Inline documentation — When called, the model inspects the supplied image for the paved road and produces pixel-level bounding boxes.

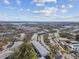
[31,33,38,41]
[40,35,50,51]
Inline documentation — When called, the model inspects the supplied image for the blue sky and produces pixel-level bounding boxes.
[0,0,79,21]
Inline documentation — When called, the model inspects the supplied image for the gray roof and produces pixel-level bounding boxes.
[0,50,13,59]
[39,57,46,59]
[32,40,49,57]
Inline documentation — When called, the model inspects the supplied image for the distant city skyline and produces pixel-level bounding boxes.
[0,0,79,21]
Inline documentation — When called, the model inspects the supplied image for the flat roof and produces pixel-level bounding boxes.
[58,38,69,41]
[39,57,46,59]
[32,40,49,57]
[70,41,79,44]
[0,50,13,59]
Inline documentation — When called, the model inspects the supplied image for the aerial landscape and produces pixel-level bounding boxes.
[0,0,79,59]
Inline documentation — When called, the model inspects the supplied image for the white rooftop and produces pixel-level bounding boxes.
[32,40,49,57]
[39,57,46,59]
[70,41,79,44]
[0,50,13,59]
[58,38,69,41]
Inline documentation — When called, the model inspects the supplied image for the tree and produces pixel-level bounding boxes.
[11,43,37,59]
[10,32,37,59]
[0,45,3,51]
[49,45,60,55]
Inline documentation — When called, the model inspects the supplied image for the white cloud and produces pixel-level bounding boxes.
[45,0,57,3]
[33,0,57,3]
[61,5,66,8]
[68,4,73,8]
[4,0,21,5]
[32,0,57,7]
[19,8,24,11]
[26,9,30,11]
[4,0,10,5]
[60,9,67,13]
[34,7,58,16]
[16,0,21,5]
[36,3,44,6]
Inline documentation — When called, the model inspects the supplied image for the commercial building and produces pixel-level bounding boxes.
[32,40,49,57]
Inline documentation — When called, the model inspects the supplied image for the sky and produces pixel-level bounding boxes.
[0,0,79,21]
